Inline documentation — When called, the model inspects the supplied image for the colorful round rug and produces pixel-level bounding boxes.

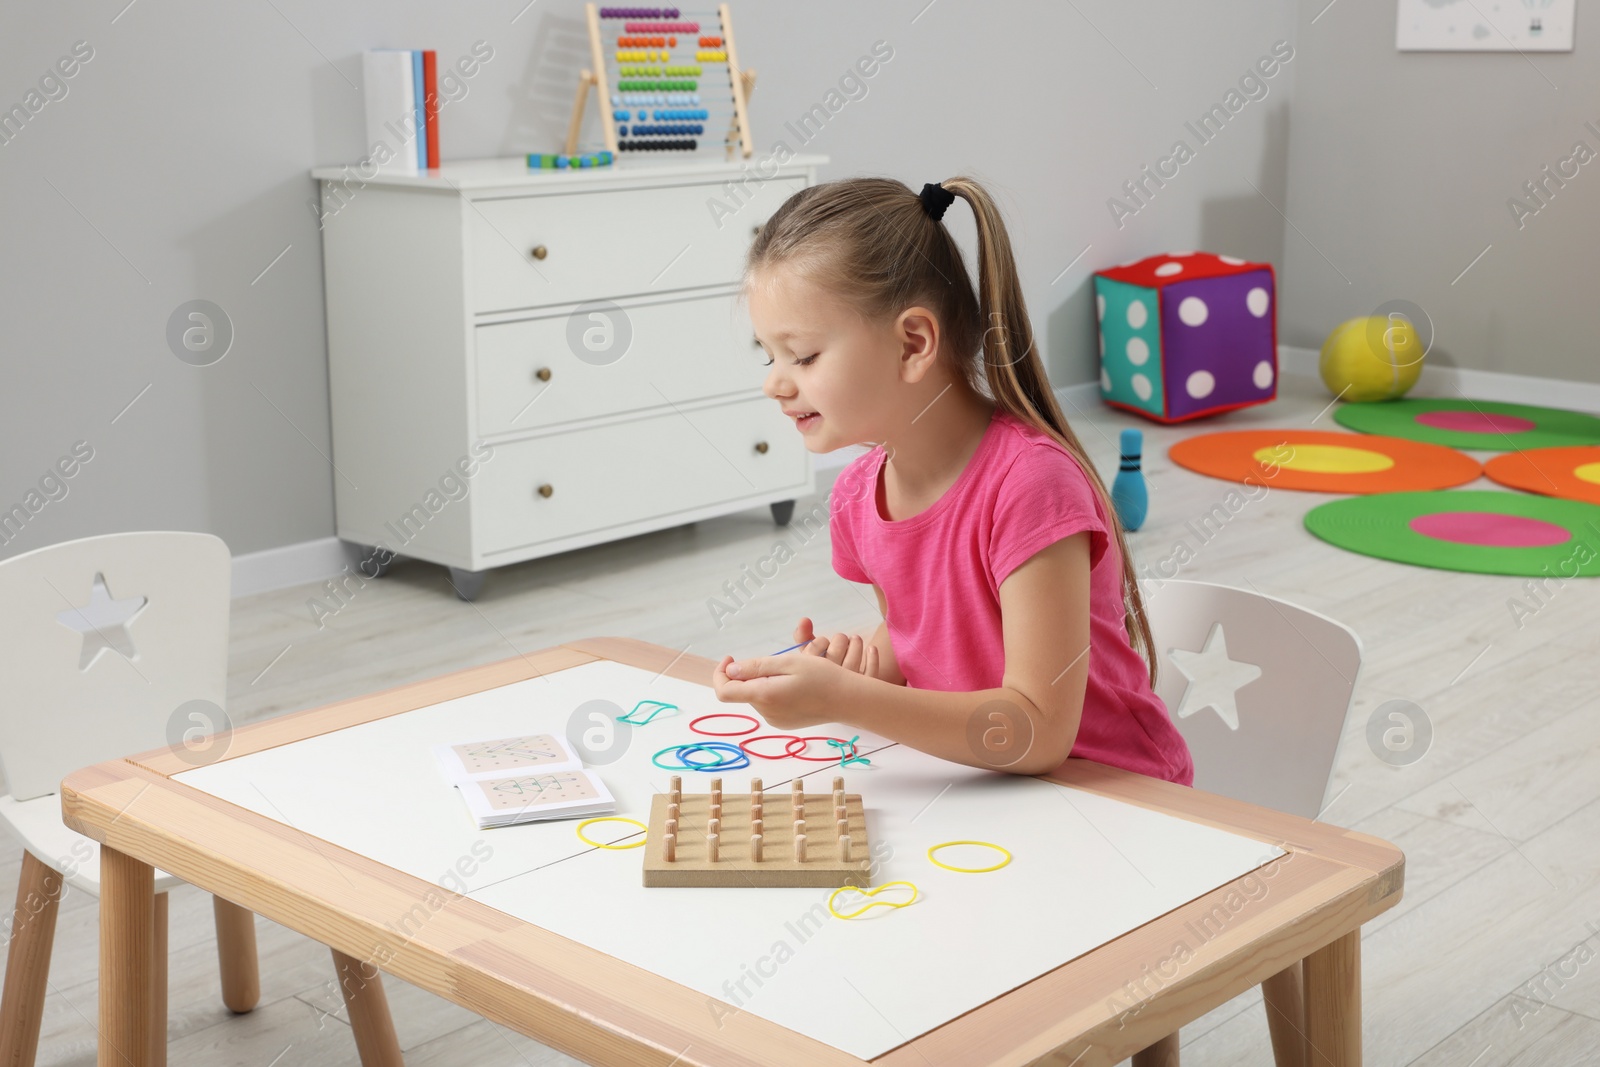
[1485,446,1600,505]
[1169,429,1481,494]
[1333,398,1600,451]
[1304,490,1600,576]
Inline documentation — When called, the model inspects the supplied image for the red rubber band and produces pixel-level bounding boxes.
[784,735,858,761]
[690,713,760,737]
[739,734,804,759]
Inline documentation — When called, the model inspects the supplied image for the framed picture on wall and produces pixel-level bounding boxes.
[1397,0,1575,51]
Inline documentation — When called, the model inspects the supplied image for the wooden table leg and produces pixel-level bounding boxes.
[1304,931,1361,1067]
[1131,1030,1180,1066]
[1262,960,1306,1067]
[151,892,168,1067]
[0,851,64,1065]
[99,846,153,1067]
[332,948,404,1066]
[213,897,261,1013]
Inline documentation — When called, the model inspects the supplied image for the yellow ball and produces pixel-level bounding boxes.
[1319,315,1425,402]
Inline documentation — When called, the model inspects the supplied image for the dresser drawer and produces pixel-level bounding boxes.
[475,292,764,436]
[468,178,805,313]
[474,397,806,553]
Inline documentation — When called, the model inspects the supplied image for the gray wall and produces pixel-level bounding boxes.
[1280,2,1599,382]
[6,1,1294,561]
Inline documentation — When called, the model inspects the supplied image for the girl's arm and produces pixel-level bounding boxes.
[866,584,907,687]
[836,533,1091,776]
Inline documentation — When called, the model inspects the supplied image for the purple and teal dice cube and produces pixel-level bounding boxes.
[1094,252,1278,423]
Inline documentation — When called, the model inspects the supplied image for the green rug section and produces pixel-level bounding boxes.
[1303,490,1600,576]
[1333,398,1600,450]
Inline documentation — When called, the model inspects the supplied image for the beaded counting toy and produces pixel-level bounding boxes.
[528,150,615,170]
[642,775,872,888]
[565,2,755,159]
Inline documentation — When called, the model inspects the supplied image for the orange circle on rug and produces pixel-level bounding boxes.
[1171,430,1482,494]
[1484,446,1600,505]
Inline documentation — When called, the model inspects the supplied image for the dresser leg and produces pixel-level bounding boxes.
[770,499,795,526]
[447,566,488,602]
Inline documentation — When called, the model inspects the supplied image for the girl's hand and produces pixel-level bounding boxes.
[792,616,880,680]
[711,651,854,732]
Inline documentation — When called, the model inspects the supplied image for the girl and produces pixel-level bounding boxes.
[712,176,1193,786]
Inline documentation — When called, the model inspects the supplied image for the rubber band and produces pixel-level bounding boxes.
[680,742,751,770]
[739,734,805,760]
[651,742,751,771]
[577,816,648,850]
[618,699,677,725]
[825,735,871,768]
[927,840,1012,873]
[785,735,859,762]
[827,881,920,920]
[690,712,760,736]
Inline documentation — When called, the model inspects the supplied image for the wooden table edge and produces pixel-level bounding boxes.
[65,635,1405,1067]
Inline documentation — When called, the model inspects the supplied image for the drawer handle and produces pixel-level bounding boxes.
[536,484,554,498]
[534,367,552,382]
[530,245,549,261]
[754,441,769,454]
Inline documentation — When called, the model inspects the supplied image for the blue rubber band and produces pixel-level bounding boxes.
[650,741,751,771]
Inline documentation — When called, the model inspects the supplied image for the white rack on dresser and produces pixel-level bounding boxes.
[311,154,827,599]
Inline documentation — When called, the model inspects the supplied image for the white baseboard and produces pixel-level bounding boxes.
[233,352,1598,597]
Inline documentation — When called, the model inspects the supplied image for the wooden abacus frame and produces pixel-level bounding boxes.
[566,2,756,159]
[643,775,871,887]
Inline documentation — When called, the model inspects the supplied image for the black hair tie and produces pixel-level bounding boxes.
[919,181,956,222]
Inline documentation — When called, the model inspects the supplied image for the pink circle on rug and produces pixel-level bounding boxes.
[1415,410,1537,434]
[1409,511,1570,548]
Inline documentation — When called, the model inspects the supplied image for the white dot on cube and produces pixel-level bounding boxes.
[1100,368,1111,392]
[1096,294,1106,320]
[1254,360,1274,389]
[1186,370,1215,399]
[1247,287,1270,317]
[1178,296,1208,326]
[1154,261,1183,276]
[1132,373,1153,401]
[1126,300,1148,329]
[1126,337,1149,366]
[1218,254,1245,265]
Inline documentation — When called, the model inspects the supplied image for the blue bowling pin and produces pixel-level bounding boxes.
[1111,427,1149,532]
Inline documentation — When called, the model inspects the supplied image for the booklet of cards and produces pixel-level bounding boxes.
[434,733,615,829]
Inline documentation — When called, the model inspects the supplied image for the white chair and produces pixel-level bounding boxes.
[1132,578,1363,1067]
[0,531,401,1066]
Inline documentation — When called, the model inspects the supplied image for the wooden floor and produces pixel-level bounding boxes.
[6,370,1598,1066]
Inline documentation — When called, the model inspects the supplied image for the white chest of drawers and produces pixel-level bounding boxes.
[312,155,826,599]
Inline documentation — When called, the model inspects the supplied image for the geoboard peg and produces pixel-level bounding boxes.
[832,775,844,793]
[710,777,722,797]
[664,833,676,861]
[667,801,680,822]
[750,777,762,795]
[793,818,804,840]
[840,834,852,862]
[707,833,719,862]
[794,834,807,862]
[751,833,763,861]
[669,775,682,797]
[751,816,763,836]
[666,817,678,836]
[708,816,720,836]
[836,818,848,838]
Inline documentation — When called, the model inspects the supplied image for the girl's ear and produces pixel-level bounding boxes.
[895,305,941,382]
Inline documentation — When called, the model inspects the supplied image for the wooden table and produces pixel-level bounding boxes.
[62,638,1404,1067]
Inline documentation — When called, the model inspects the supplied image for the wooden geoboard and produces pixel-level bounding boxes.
[643,775,870,887]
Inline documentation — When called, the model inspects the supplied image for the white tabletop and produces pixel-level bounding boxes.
[175,658,1281,1060]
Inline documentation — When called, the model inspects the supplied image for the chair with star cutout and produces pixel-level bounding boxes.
[0,531,402,1066]
[1128,578,1363,1067]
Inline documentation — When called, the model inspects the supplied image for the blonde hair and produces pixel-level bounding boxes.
[746,175,1157,686]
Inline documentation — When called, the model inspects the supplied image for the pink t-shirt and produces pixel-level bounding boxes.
[830,407,1194,785]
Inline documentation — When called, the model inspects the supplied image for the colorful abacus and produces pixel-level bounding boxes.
[528,150,615,169]
[566,2,754,159]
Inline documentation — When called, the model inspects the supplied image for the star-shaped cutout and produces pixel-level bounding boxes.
[56,572,146,671]
[1168,622,1262,732]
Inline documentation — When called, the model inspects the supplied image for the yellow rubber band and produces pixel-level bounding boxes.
[827,881,919,919]
[576,816,648,849]
[927,840,1012,873]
